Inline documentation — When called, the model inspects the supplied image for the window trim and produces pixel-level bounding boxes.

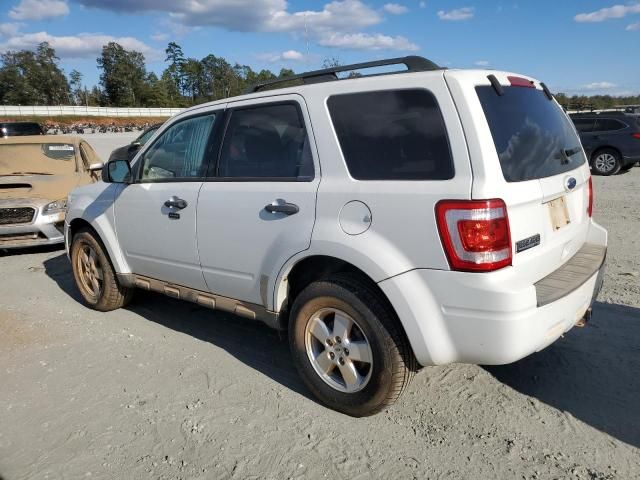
[326,87,455,182]
[207,100,315,183]
[134,110,221,184]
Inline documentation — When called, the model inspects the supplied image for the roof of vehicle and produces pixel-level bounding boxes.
[0,135,81,145]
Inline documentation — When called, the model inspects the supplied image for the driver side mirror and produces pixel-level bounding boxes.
[103,159,132,184]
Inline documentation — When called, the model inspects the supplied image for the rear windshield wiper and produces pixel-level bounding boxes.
[558,147,581,165]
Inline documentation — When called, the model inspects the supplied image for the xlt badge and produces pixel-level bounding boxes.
[516,234,541,253]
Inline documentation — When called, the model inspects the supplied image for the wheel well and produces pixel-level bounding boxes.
[284,256,397,325]
[591,146,621,162]
[68,218,94,240]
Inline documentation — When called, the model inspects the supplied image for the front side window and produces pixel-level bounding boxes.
[217,103,313,180]
[328,89,454,181]
[139,114,215,181]
[572,118,595,133]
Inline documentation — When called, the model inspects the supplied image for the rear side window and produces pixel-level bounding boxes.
[594,118,626,132]
[328,89,454,180]
[218,103,313,180]
[476,86,586,182]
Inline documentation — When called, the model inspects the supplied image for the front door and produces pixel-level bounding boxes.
[197,96,319,306]
[115,112,219,290]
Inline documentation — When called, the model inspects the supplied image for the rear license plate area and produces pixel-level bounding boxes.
[547,196,570,231]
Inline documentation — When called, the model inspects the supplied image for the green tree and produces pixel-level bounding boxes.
[0,42,70,105]
[97,42,148,107]
[165,42,186,97]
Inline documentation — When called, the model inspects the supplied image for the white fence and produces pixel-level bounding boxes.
[0,105,183,117]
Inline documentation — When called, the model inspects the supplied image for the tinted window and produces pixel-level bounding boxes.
[328,89,454,180]
[594,118,626,132]
[0,123,42,137]
[218,103,313,179]
[476,86,586,182]
[572,118,595,133]
[139,114,215,181]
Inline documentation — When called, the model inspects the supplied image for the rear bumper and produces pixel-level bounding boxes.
[0,199,65,249]
[379,221,608,367]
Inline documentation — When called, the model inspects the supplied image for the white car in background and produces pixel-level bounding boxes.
[64,56,607,416]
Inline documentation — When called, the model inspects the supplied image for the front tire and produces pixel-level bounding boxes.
[591,148,621,176]
[289,274,416,416]
[70,228,134,311]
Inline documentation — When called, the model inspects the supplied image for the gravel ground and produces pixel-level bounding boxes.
[1,159,639,479]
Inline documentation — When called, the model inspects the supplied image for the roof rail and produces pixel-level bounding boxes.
[244,55,441,94]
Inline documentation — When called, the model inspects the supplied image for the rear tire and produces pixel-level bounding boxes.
[289,273,416,416]
[591,148,621,176]
[70,228,134,311]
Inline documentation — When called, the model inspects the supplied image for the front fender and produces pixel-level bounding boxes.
[65,182,131,274]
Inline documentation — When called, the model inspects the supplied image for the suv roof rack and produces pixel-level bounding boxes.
[245,55,441,94]
[569,110,630,117]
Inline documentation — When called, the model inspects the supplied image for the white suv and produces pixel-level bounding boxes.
[65,57,607,416]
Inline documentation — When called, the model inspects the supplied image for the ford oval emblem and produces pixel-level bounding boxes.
[565,177,577,191]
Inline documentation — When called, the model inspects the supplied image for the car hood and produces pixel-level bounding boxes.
[0,173,80,201]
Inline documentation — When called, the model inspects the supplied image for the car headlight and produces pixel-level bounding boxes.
[43,198,68,215]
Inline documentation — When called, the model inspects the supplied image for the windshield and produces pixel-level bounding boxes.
[0,143,76,175]
[476,86,586,182]
[137,127,158,145]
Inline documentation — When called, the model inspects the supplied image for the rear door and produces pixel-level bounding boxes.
[196,95,319,306]
[446,71,592,282]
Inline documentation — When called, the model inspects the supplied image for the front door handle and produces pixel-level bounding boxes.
[164,196,188,209]
[264,201,299,216]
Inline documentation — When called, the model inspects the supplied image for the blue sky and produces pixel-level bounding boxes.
[1,0,639,96]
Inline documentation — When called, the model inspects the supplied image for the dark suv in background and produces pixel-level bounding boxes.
[0,122,44,138]
[570,112,640,175]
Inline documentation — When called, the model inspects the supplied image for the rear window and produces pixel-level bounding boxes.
[328,89,454,180]
[0,123,42,137]
[476,86,585,182]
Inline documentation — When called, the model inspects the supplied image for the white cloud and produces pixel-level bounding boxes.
[0,31,156,59]
[582,81,617,90]
[0,23,23,37]
[9,0,70,20]
[318,32,418,51]
[257,49,306,62]
[383,3,409,15]
[627,22,640,30]
[574,3,640,23]
[474,60,489,66]
[150,33,169,42]
[74,0,419,52]
[437,7,474,21]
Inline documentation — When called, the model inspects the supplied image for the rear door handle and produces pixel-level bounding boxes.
[264,202,299,216]
[164,196,188,209]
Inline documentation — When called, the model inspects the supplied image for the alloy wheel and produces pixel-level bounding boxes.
[304,307,374,393]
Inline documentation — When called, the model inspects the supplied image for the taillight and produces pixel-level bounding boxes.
[507,76,535,88]
[632,133,640,139]
[587,176,593,217]
[436,199,512,272]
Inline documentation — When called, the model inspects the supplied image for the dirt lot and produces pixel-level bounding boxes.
[1,166,639,479]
